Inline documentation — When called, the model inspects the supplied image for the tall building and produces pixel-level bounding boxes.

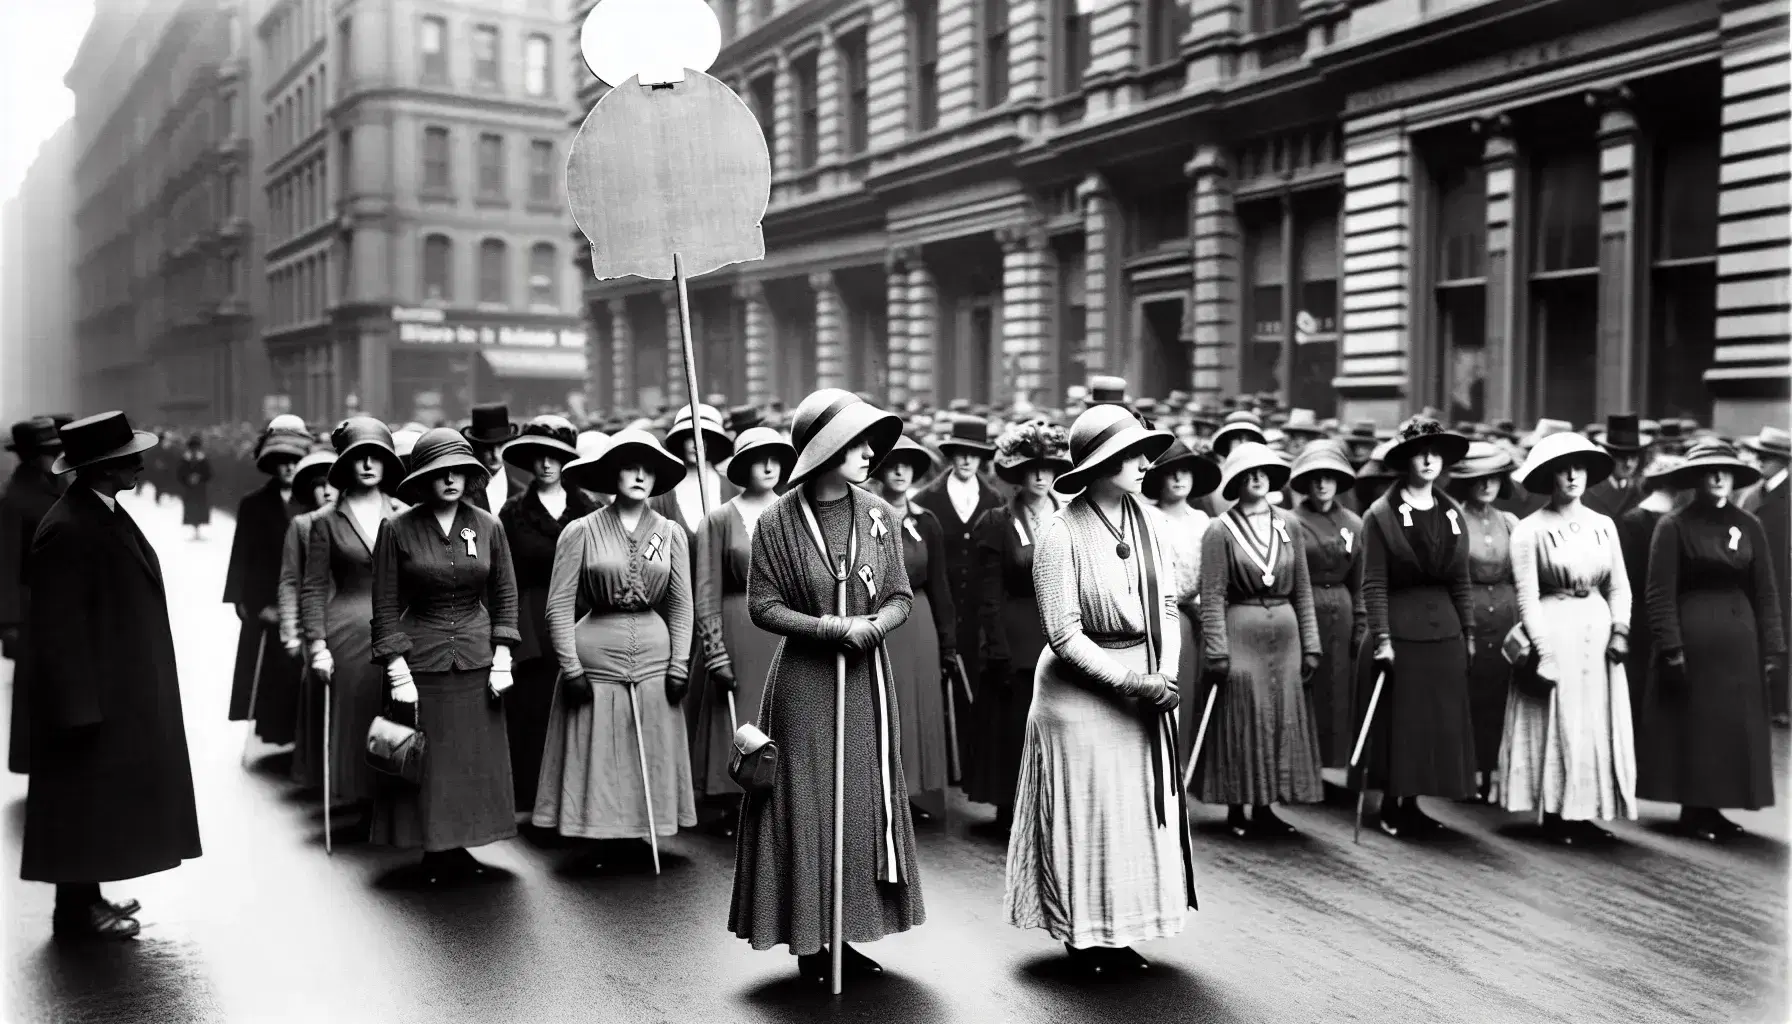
[0,123,80,421]
[576,0,1790,433]
[66,0,267,427]
[274,0,588,425]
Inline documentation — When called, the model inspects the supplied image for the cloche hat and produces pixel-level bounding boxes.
[327,416,405,491]
[397,428,490,502]
[1054,405,1172,495]
[1218,441,1292,501]
[1143,439,1220,499]
[1667,439,1762,489]
[665,403,735,462]
[727,426,796,489]
[565,427,686,496]
[785,389,902,489]
[1287,439,1357,493]
[503,414,580,469]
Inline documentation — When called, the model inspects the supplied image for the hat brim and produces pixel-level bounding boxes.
[937,439,996,457]
[875,444,940,478]
[328,441,406,491]
[1220,458,1293,501]
[1744,438,1791,460]
[1519,448,1615,493]
[1385,431,1471,468]
[398,451,491,501]
[462,425,521,445]
[665,425,736,462]
[565,439,688,497]
[256,440,310,472]
[1211,424,1267,450]
[1288,463,1357,494]
[786,406,903,489]
[1668,458,1763,490]
[502,435,579,470]
[294,461,336,493]
[1142,451,1220,498]
[1054,429,1174,494]
[51,430,159,475]
[726,441,795,489]
[996,455,1075,486]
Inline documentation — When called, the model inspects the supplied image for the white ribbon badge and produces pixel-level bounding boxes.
[645,533,665,561]
[1013,516,1030,547]
[1728,525,1742,551]
[868,507,889,539]
[858,563,876,598]
[1340,527,1354,554]
[904,516,922,544]
[1399,503,1414,528]
[460,527,478,557]
[1445,509,1461,536]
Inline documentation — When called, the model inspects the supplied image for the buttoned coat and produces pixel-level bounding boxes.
[913,472,1003,691]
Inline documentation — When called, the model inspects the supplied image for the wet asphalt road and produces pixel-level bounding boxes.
[0,490,1786,1023]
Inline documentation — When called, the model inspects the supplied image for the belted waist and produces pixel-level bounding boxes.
[1229,596,1291,608]
[1087,633,1144,650]
[1543,587,1592,600]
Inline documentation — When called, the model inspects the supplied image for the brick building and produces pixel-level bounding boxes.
[575,0,1788,433]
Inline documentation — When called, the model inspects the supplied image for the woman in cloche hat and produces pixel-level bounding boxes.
[370,427,521,884]
[532,428,696,866]
[965,421,1075,833]
[1636,439,1784,842]
[1444,441,1521,801]
[1353,415,1477,838]
[728,389,922,983]
[1494,432,1636,846]
[279,448,337,796]
[1004,404,1196,974]
[1615,454,1684,719]
[1194,442,1324,838]
[1287,439,1367,771]
[1142,440,1220,776]
[691,426,794,821]
[495,415,597,819]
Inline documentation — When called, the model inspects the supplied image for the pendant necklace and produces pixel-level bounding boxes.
[1091,499,1132,560]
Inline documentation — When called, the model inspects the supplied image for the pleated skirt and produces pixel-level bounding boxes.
[1193,602,1324,806]
[697,592,780,797]
[1005,644,1188,949]
[369,667,517,853]
[889,591,949,798]
[1309,584,1356,768]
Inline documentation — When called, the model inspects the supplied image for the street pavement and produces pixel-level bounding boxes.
[1,488,1786,1023]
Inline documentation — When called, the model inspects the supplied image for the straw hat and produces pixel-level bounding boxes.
[1385,414,1470,468]
[1744,425,1791,462]
[326,417,405,491]
[1519,418,1575,450]
[1666,439,1762,489]
[992,421,1073,486]
[397,428,490,502]
[1287,439,1356,494]
[1054,404,1172,494]
[503,414,580,470]
[1217,441,1292,501]
[1516,431,1614,493]
[785,389,902,489]
[51,411,159,475]
[564,427,686,496]
[665,403,735,462]
[1143,439,1220,499]
[727,426,796,489]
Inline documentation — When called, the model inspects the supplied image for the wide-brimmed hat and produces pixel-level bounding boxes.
[293,450,338,494]
[256,420,312,472]
[327,417,405,491]
[565,427,686,496]
[937,416,995,457]
[665,403,735,462]
[5,417,62,455]
[1218,441,1292,501]
[391,429,423,463]
[51,411,160,475]
[1210,410,1267,454]
[1744,425,1791,461]
[1598,412,1652,453]
[1520,418,1575,450]
[1445,441,1517,500]
[993,421,1073,486]
[1288,439,1357,494]
[1281,409,1324,437]
[1385,415,1470,468]
[1641,453,1685,486]
[461,403,519,446]
[727,426,796,489]
[1516,431,1615,493]
[503,414,580,470]
[874,433,939,480]
[1054,405,1172,494]
[398,427,490,501]
[1668,439,1763,489]
[786,389,903,489]
[1143,439,1221,499]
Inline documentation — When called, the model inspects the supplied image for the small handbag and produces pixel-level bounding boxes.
[365,704,427,785]
[729,722,778,793]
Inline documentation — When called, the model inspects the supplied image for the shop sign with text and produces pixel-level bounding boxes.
[392,307,586,349]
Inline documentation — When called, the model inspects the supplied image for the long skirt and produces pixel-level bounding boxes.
[1637,587,1776,809]
[7,633,32,774]
[325,595,386,805]
[506,657,558,814]
[1467,580,1519,775]
[889,591,949,799]
[182,489,210,527]
[1494,593,1636,821]
[290,662,322,789]
[533,608,696,839]
[369,667,516,852]
[965,664,1036,811]
[1309,583,1357,767]
[697,591,781,797]
[1350,628,1477,799]
[229,621,300,745]
[1194,601,1324,806]
[730,640,924,954]
[1005,643,1190,949]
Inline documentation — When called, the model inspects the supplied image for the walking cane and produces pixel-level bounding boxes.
[1536,688,1558,828]
[1350,670,1389,845]
[726,692,739,733]
[942,662,962,785]
[240,630,268,768]
[830,567,848,997]
[1181,685,1220,790]
[322,671,333,855]
[628,681,661,875]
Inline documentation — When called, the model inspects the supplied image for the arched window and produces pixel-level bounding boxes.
[528,243,557,307]
[478,238,508,305]
[423,234,452,302]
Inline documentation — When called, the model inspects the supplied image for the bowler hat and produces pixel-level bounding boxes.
[565,427,686,496]
[51,411,159,475]
[1054,405,1172,494]
[461,403,519,445]
[5,417,62,454]
[327,417,405,491]
[398,428,490,501]
[785,389,902,489]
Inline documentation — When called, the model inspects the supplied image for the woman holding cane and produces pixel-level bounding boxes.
[729,389,920,986]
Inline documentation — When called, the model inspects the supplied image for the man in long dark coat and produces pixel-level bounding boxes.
[224,419,311,744]
[1584,412,1650,520]
[1,417,68,774]
[1743,426,1790,723]
[462,403,528,513]
[22,411,200,940]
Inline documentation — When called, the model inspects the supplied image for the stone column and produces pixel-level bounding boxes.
[1336,123,1414,425]
[906,260,937,407]
[1185,144,1239,402]
[1183,0,1242,89]
[812,271,846,390]
[607,297,633,412]
[1077,173,1114,374]
[1084,0,1143,116]
[1593,87,1642,418]
[885,248,912,406]
[997,225,1052,406]
[738,279,772,406]
[662,287,687,406]
[772,51,794,178]
[816,26,842,172]
[1480,113,1520,423]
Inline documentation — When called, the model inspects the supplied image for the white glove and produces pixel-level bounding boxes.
[488,645,514,697]
[309,640,334,680]
[387,656,418,704]
[284,638,303,662]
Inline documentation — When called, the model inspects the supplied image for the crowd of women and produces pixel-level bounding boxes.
[8,380,1783,975]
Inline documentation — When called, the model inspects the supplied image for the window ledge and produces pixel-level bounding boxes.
[420,189,456,203]
[475,195,511,210]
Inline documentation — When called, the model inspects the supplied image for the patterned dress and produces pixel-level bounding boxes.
[1495,504,1636,821]
[1290,498,1364,767]
[1005,495,1195,948]
[1461,501,1520,776]
[533,505,696,839]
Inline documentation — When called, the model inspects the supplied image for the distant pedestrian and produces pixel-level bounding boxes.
[21,411,200,940]
[224,418,311,746]
[178,434,212,539]
[0,417,68,775]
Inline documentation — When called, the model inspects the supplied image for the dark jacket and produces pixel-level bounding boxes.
[1,463,62,773]
[499,487,596,663]
[21,485,201,882]
[223,479,299,728]
[466,463,530,514]
[912,472,1003,688]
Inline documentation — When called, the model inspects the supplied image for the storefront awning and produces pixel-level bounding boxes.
[480,348,587,381]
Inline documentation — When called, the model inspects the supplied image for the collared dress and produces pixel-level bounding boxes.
[967,495,1063,811]
[883,498,956,802]
[499,486,596,813]
[303,496,407,807]
[1195,507,1324,805]
[1496,505,1636,821]
[1638,500,1786,809]
[1005,495,1195,949]
[280,505,328,791]
[1352,492,1478,799]
[1461,501,1520,776]
[533,504,697,839]
[1290,498,1365,767]
[729,487,923,955]
[369,503,520,852]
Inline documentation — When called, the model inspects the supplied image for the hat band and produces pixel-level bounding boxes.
[793,393,856,453]
[1074,417,1136,464]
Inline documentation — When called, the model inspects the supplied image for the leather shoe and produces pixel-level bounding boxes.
[52,903,139,941]
[1064,943,1107,976]
[842,943,883,975]
[1103,946,1150,971]
[1250,806,1298,837]
[909,802,934,825]
[1377,814,1406,839]
[106,897,141,917]
[1226,807,1251,838]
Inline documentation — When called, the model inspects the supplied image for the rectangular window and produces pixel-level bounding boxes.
[423,235,452,301]
[1292,203,1339,417]
[423,126,450,191]
[1145,0,1189,66]
[839,30,870,155]
[1648,122,1721,423]
[1057,246,1087,396]
[983,0,1010,108]
[524,34,551,97]
[794,53,819,170]
[750,73,776,158]
[911,0,940,131]
[529,139,554,202]
[1431,155,1487,423]
[420,16,447,82]
[478,133,504,196]
[479,239,508,305]
[1241,206,1285,399]
[473,26,499,88]
[1530,144,1600,272]
[1055,0,1091,96]
[529,244,557,306]
[1133,184,1188,251]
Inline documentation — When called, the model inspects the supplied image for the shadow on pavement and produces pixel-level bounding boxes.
[740,966,946,1022]
[22,936,218,1024]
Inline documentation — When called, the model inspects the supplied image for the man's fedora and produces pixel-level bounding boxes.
[461,403,519,446]
[51,411,159,475]
[1745,425,1791,461]
[5,417,62,455]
